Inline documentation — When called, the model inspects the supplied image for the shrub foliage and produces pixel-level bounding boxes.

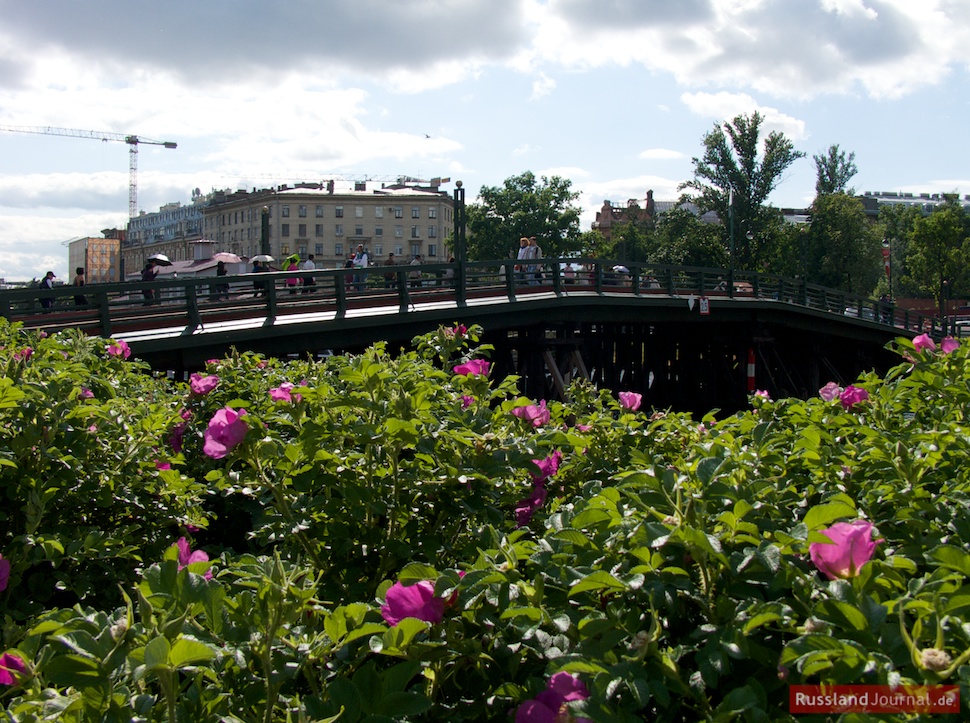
[1,321,968,721]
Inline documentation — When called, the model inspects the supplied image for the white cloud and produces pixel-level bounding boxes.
[680,92,808,141]
[639,148,683,160]
[530,72,556,100]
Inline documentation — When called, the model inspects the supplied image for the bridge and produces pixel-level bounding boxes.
[0,259,941,415]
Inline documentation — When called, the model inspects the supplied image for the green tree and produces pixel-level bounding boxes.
[465,171,583,260]
[646,208,727,267]
[813,144,858,196]
[679,111,805,270]
[802,193,882,294]
[904,196,969,318]
[877,203,923,299]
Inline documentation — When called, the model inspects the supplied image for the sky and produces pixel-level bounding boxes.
[1,0,970,281]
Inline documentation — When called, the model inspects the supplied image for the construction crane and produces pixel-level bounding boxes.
[0,124,177,218]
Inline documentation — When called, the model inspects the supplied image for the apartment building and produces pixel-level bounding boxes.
[68,234,122,284]
[204,180,456,267]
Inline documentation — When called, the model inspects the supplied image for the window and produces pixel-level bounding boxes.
[375,207,384,219]
[335,206,344,218]
[411,226,420,238]
[335,243,344,256]
[395,245,403,256]
[282,223,290,237]
[298,205,307,218]
[315,205,324,218]
[315,224,323,237]
[410,243,421,257]
[428,207,437,219]
[355,225,364,236]
[394,225,403,238]
[298,224,307,237]
[355,206,364,218]
[411,207,420,219]
[374,244,383,256]
[335,224,344,236]
[281,244,289,255]
[428,225,437,238]
[374,225,383,237]
[282,206,290,217]
[393,207,403,218]
[428,244,437,258]
[315,243,323,255]
[299,245,307,256]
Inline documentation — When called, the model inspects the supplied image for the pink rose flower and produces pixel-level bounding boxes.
[913,333,936,352]
[175,537,213,580]
[0,652,26,686]
[107,340,131,359]
[754,389,771,401]
[512,400,550,427]
[13,348,32,362]
[941,336,959,354]
[839,385,869,410]
[381,580,445,626]
[453,359,490,376]
[818,382,841,402]
[202,407,248,459]
[515,672,591,723]
[189,373,220,396]
[269,382,302,403]
[618,391,642,410]
[79,387,94,399]
[461,395,474,409]
[809,520,877,580]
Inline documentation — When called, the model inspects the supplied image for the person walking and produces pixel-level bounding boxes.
[409,254,422,289]
[514,237,529,285]
[300,254,317,294]
[382,252,396,289]
[352,244,369,292]
[140,260,158,305]
[72,267,87,306]
[251,259,268,297]
[39,270,56,311]
[213,261,229,300]
[284,255,300,295]
[527,236,543,285]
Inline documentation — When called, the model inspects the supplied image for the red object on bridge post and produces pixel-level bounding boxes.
[746,348,756,392]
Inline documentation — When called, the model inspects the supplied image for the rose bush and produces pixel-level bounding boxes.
[1,320,969,721]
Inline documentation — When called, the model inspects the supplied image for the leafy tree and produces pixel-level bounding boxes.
[465,171,583,260]
[813,144,858,196]
[646,207,727,267]
[904,196,969,318]
[802,193,882,293]
[877,203,922,299]
[679,111,805,270]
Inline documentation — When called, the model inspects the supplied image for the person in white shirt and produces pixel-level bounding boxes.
[352,245,369,292]
[527,236,542,285]
[515,237,529,285]
[300,254,317,294]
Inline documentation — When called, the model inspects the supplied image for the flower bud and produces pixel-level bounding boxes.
[920,648,952,672]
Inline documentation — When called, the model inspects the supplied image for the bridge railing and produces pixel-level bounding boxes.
[0,259,945,338]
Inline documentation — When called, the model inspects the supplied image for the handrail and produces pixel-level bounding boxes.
[0,259,945,339]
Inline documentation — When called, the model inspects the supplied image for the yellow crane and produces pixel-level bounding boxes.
[0,124,177,218]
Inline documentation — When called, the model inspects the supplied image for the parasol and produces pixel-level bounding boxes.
[250,254,274,263]
[148,253,172,266]
[211,252,243,264]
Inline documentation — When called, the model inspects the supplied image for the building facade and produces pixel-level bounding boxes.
[203,180,455,267]
[68,234,122,285]
[123,193,206,277]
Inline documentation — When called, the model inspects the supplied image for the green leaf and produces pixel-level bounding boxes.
[143,636,171,670]
[928,545,970,577]
[168,637,216,669]
[42,654,104,690]
[374,692,432,717]
[803,500,857,531]
[397,563,438,583]
[569,570,625,597]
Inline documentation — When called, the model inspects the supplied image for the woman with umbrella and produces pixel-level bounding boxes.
[141,258,159,305]
[284,253,301,295]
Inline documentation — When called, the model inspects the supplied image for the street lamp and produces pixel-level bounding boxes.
[881,238,892,299]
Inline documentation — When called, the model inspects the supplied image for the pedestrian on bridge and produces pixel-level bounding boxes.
[72,267,87,306]
[383,252,396,289]
[39,270,56,311]
[352,244,369,292]
[300,254,317,294]
[141,260,158,306]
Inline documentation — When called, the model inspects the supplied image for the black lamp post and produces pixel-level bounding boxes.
[453,181,466,262]
[260,206,270,256]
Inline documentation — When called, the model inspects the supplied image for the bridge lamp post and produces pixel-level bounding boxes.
[881,238,892,300]
[261,206,270,257]
[452,180,466,263]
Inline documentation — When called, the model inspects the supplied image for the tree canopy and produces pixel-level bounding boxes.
[813,144,858,196]
[904,196,969,317]
[465,171,583,261]
[679,111,805,270]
